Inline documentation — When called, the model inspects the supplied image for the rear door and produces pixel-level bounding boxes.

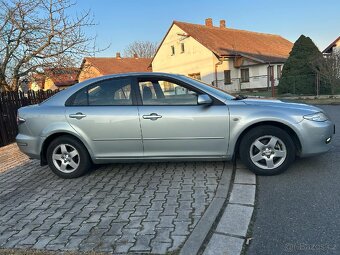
[65,77,143,159]
[136,77,229,158]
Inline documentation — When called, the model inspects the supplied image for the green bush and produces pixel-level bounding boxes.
[278,35,326,95]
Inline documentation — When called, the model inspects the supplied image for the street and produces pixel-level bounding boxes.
[247,105,340,255]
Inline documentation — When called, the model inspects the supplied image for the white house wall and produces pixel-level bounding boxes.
[152,24,218,85]
[216,61,283,92]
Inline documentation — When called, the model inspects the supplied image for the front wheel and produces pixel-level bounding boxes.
[239,125,296,175]
[47,135,91,178]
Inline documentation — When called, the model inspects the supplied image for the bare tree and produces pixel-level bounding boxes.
[311,51,340,95]
[0,0,99,91]
[124,41,158,58]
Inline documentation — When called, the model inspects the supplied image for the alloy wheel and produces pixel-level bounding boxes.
[52,143,80,173]
[249,135,287,170]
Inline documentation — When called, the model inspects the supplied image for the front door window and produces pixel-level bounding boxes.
[138,80,198,105]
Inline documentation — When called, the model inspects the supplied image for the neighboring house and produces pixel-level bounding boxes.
[29,68,79,91]
[29,73,45,91]
[44,68,79,90]
[78,53,152,82]
[322,36,340,56]
[152,18,293,92]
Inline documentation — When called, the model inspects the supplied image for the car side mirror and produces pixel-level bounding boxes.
[197,94,213,105]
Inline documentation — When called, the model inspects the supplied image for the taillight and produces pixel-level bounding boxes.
[17,116,26,125]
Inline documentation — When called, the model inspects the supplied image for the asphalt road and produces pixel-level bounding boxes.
[247,105,340,255]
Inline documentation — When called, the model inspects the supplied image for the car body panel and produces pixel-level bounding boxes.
[65,106,143,158]
[138,105,229,157]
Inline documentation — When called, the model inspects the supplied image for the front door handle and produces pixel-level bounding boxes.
[142,113,162,121]
[69,112,87,120]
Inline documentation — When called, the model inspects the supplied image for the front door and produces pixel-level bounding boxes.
[65,77,143,159]
[137,77,229,158]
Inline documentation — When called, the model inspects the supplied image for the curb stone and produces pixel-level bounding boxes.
[179,162,233,255]
[201,162,256,255]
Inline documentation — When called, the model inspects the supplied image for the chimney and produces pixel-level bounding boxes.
[205,18,213,27]
[220,19,226,28]
[133,53,138,59]
[116,52,121,59]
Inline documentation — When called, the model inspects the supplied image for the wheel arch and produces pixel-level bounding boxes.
[233,121,302,159]
[40,132,93,166]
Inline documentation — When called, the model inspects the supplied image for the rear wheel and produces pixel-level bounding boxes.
[239,125,296,175]
[47,135,91,178]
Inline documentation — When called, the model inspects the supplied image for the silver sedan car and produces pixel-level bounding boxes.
[16,73,335,178]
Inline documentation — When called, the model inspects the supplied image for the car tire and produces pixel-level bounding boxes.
[239,125,296,175]
[46,135,91,178]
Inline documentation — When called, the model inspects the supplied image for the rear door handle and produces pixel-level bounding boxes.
[142,113,162,121]
[69,112,87,120]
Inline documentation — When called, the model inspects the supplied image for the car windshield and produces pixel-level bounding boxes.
[179,75,235,100]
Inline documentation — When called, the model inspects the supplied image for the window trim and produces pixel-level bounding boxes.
[65,77,138,107]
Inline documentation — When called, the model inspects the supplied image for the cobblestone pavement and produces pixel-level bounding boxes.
[0,143,29,173]
[0,144,226,254]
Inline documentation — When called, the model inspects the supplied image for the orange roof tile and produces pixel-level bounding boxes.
[44,67,79,86]
[172,21,293,63]
[83,57,152,75]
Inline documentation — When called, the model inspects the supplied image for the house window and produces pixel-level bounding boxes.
[181,43,185,53]
[267,65,274,86]
[277,65,282,79]
[241,68,249,83]
[224,70,231,84]
[188,73,201,80]
[171,45,175,56]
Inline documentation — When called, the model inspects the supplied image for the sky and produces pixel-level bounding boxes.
[73,0,340,57]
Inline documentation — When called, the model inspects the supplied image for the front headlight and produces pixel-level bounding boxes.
[303,112,328,122]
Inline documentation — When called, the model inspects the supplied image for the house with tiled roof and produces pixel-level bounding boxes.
[29,67,79,91]
[29,73,46,91]
[152,18,293,91]
[322,36,340,56]
[78,53,152,82]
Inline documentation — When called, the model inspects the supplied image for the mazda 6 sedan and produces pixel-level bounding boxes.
[16,73,335,178]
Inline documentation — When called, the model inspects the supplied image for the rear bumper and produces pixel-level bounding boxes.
[298,119,335,157]
[16,134,43,160]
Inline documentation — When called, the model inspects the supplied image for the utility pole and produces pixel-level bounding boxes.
[316,73,320,97]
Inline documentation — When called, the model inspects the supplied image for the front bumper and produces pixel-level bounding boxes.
[298,119,335,157]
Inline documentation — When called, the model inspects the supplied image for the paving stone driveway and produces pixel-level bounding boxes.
[0,145,226,254]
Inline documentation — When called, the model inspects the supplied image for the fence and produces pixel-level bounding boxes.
[0,90,59,147]
[214,75,278,93]
[214,73,337,97]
